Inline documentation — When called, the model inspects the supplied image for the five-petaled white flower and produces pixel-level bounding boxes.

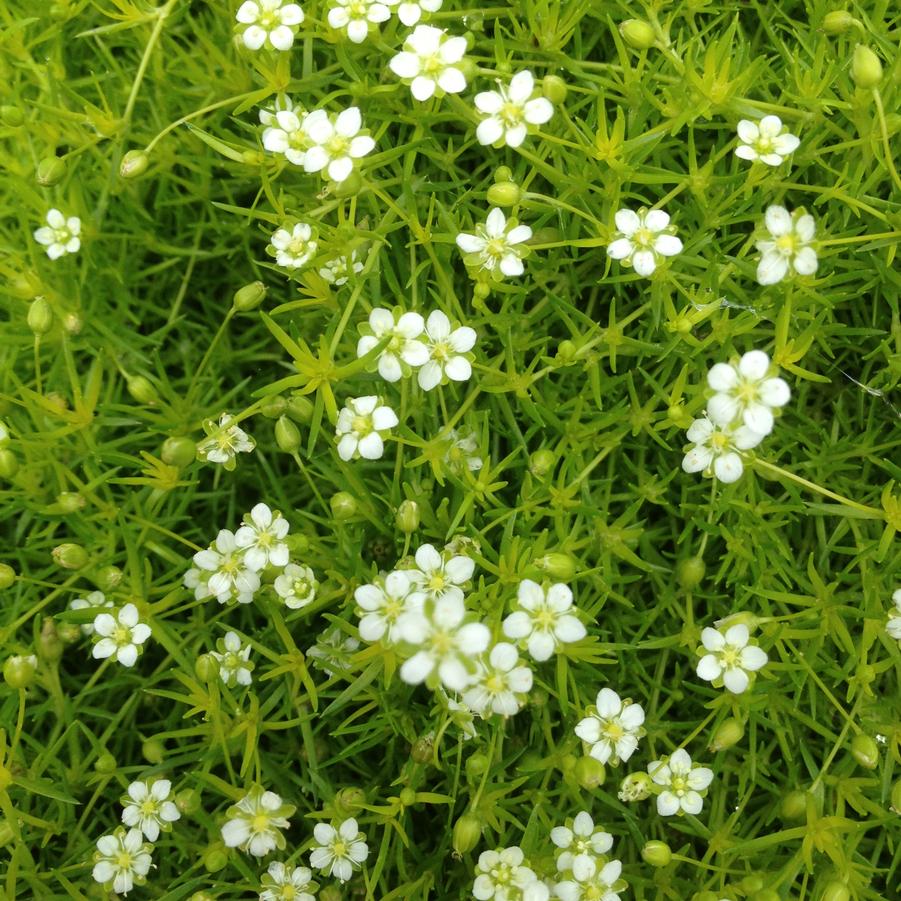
[335,395,399,461]
[197,413,256,470]
[681,416,765,484]
[309,818,369,883]
[235,503,291,571]
[260,861,319,901]
[69,590,114,636]
[121,779,181,842]
[756,205,818,285]
[274,563,318,610]
[418,310,477,391]
[554,859,625,901]
[647,749,714,816]
[474,70,554,148]
[319,249,365,285]
[502,580,586,662]
[269,222,317,269]
[403,543,474,603]
[886,590,901,642]
[327,0,390,43]
[696,622,767,694]
[462,642,533,718]
[606,207,683,277]
[193,530,261,605]
[574,688,646,766]
[221,788,295,857]
[236,0,304,51]
[356,308,429,382]
[456,208,532,279]
[735,115,800,166]
[396,0,441,25]
[355,570,424,644]
[473,846,547,901]
[550,811,613,881]
[302,107,375,183]
[92,827,153,895]
[706,350,790,436]
[34,209,81,260]
[389,24,468,101]
[211,630,255,686]
[91,603,151,668]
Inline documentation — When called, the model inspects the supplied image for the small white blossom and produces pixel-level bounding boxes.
[307,627,360,676]
[456,208,532,279]
[236,0,304,51]
[462,642,533,718]
[474,70,554,148]
[260,862,318,901]
[756,205,818,285]
[69,591,114,636]
[261,107,313,166]
[735,115,800,166]
[473,847,547,901]
[197,413,256,470]
[554,859,625,901]
[327,0,390,43]
[335,395,399,461]
[647,749,714,816]
[706,350,790,435]
[274,563,318,609]
[574,688,645,766]
[302,107,375,183]
[696,622,768,694]
[887,589,901,642]
[309,818,369,883]
[92,828,152,895]
[396,0,441,26]
[502,580,586,662]
[389,24,468,102]
[193,530,261,605]
[403,543,474,603]
[235,503,291,571]
[91,604,151,668]
[418,310,477,391]
[121,779,180,842]
[356,308,429,382]
[443,429,483,473]
[34,209,81,260]
[319,249,364,285]
[355,570,424,644]
[681,416,765,484]
[270,222,317,269]
[550,811,613,881]
[221,788,294,857]
[183,566,211,601]
[211,630,255,686]
[606,207,682,277]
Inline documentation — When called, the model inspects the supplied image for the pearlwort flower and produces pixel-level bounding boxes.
[474,71,554,148]
[34,209,81,260]
[327,0,390,43]
[696,622,768,694]
[260,862,318,901]
[269,222,317,269]
[302,107,375,183]
[261,107,314,166]
[456,208,532,278]
[648,749,714,816]
[235,503,290,571]
[462,642,533,718]
[396,0,441,26]
[91,604,151,668]
[355,570,424,644]
[236,0,304,51]
[356,308,429,382]
[473,846,546,901]
[309,818,369,882]
[443,429,483,473]
[502,580,586,662]
[121,779,180,842]
[69,590,114,636]
[389,25,468,101]
[735,115,800,166]
[756,205,817,285]
[221,788,295,857]
[554,859,625,901]
[211,630,255,686]
[335,395,399,461]
[550,811,613,881]
[418,310,477,391]
[92,827,153,895]
[197,413,255,470]
[193,529,261,605]
[574,688,646,766]
[606,207,682,277]
[887,589,901,642]
[706,350,790,436]
[274,563,318,609]
[319,249,364,285]
[681,416,765,484]
[403,542,474,603]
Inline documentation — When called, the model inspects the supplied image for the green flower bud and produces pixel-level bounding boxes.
[119,149,149,179]
[52,543,89,570]
[641,840,672,867]
[275,415,301,453]
[232,280,267,312]
[851,45,882,89]
[466,752,489,779]
[556,339,577,364]
[494,166,514,184]
[126,375,159,406]
[161,436,196,468]
[38,619,63,663]
[142,739,165,765]
[574,755,605,789]
[0,564,16,589]
[709,717,744,752]
[850,733,879,769]
[822,11,856,34]
[486,181,522,207]
[330,491,358,521]
[410,734,434,764]
[4,654,38,689]
[395,499,420,534]
[619,19,656,50]
[399,786,417,807]
[452,812,482,857]
[286,393,315,423]
[529,448,556,477]
[36,156,67,187]
[891,778,901,813]
[676,556,706,590]
[821,882,850,901]
[91,565,123,592]
[781,789,808,820]
[0,106,25,127]
[542,74,567,104]
[203,844,228,873]
[176,788,201,815]
[94,752,117,774]
[334,786,367,817]
[58,622,82,644]
[750,891,780,901]
[741,875,765,894]
[334,170,363,196]
[0,449,21,480]
[0,819,15,846]
[535,552,576,581]
[56,491,85,513]
[260,394,287,419]
[320,887,342,901]
[195,653,219,683]
[27,298,54,336]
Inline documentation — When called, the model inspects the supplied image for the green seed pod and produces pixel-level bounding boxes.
[556,339,577,363]
[850,733,879,769]
[781,789,808,820]
[203,844,228,873]
[619,19,657,50]
[141,739,165,765]
[0,563,16,589]
[58,622,82,644]
[274,415,301,453]
[821,882,850,901]
[36,156,67,187]
[0,819,15,846]
[641,840,672,867]
[92,565,123,592]
[27,298,53,335]
[574,755,605,789]
[494,166,514,184]
[529,448,557,477]
[232,280,267,312]
[330,491,358,521]
[851,45,882,89]
[52,543,89,570]
[486,181,522,207]
[119,149,149,179]
[535,552,576,581]
[56,491,85,513]
[194,653,219,683]
[176,788,201,815]
[0,106,25,127]
[334,786,367,817]
[473,281,491,300]
[890,778,901,813]
[286,393,315,423]
[38,619,63,663]
[822,10,856,34]
[410,734,434,764]
[395,499,420,534]
[676,556,706,590]
[709,717,744,752]
[4,654,38,689]
[741,875,765,894]
[542,74,567,104]
[161,436,196,468]
[94,752,117,774]
[260,394,287,419]
[126,375,159,406]
[399,786,417,807]
[466,752,489,779]
[452,812,482,857]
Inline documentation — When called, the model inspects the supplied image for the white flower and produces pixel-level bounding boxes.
[647,749,714,816]
[335,395,398,461]
[309,818,369,883]
[756,205,818,285]
[355,570,424,644]
[396,0,441,26]
[121,779,180,842]
[260,862,318,901]
[270,222,317,269]
[550,811,613,881]
[327,0,390,43]
[474,71,554,148]
[418,310,477,391]
[443,429,483,473]
[261,107,314,166]
[473,847,547,901]
[274,563,318,609]
[735,115,800,166]
[196,413,255,470]
[307,627,360,676]
[236,0,304,51]
[69,590,113,636]
[302,107,375,183]
[211,630,255,686]
[319,249,364,285]
[235,503,291,571]
[681,416,765,484]
[554,859,624,901]
[462,642,533,718]
[91,604,151,668]
[193,529,261,605]
[456,208,532,278]
[886,589,901,641]
[397,595,490,691]
[502,580,586,662]
[606,207,683,277]
[183,566,212,601]
[403,542,474,603]
[696,622,768,694]
[356,308,429,382]
[706,350,790,435]
[574,688,645,766]
[34,209,81,260]
[92,827,152,895]
[389,24,468,102]
[221,788,294,857]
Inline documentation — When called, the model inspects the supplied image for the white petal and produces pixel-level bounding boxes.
[614,209,640,235]
[656,792,680,816]
[476,117,504,146]
[793,246,818,276]
[269,25,295,51]
[336,107,362,137]
[417,360,443,391]
[713,453,743,483]
[654,234,683,257]
[524,97,554,124]
[606,237,633,260]
[696,654,722,682]
[644,209,670,231]
[765,205,792,237]
[474,91,503,114]
[740,645,768,671]
[632,250,656,277]
[760,377,790,407]
[795,214,816,242]
[389,51,421,79]
[437,68,466,95]
[400,650,434,684]
[736,120,759,143]
[757,250,789,285]
[357,432,384,459]
[242,25,267,49]
[410,76,436,102]
[723,667,749,693]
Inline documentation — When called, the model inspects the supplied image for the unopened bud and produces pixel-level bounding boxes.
[94,752,117,774]
[821,882,850,901]
[574,755,605,789]
[741,875,764,894]
[120,149,149,179]
[822,11,856,34]
[56,491,85,513]
[176,788,201,815]
[142,739,165,765]
[194,653,219,683]
[529,448,556,478]
[287,393,315,423]
[334,170,363,196]
[92,565,123,592]
[260,394,287,418]
[395,500,420,534]
[38,619,63,663]
[232,280,267,312]
[542,74,567,104]
[320,887,342,901]
[494,166,514,184]
[749,891,780,901]
[4,654,38,689]
[891,778,901,814]
[850,733,879,769]
[126,375,159,405]
[851,45,882,89]
[466,752,489,779]
[676,556,706,590]
[399,786,417,807]
[161,436,196,468]
[190,893,216,901]
[452,812,482,856]
[410,734,434,764]
[275,415,301,453]
[36,156,67,187]
[27,298,53,335]
[203,844,228,873]
[535,552,576,581]
[486,182,521,207]
[0,564,16,589]
[709,717,744,752]
[52,543,89,570]
[641,840,672,867]
[619,19,656,50]
[0,106,24,127]
[330,491,358,521]
[780,789,808,820]
[334,786,367,817]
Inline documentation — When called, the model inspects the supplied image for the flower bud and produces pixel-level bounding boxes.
[891,778,901,814]
[176,788,201,815]
[27,298,53,335]
[275,415,301,453]
[676,556,706,590]
[535,552,576,582]
[850,733,879,769]
[232,280,267,312]
[161,436,196,468]
[452,812,482,857]
[260,394,287,418]
[190,893,216,901]
[574,755,605,789]
[709,717,744,752]
[126,375,159,406]
[91,565,123,592]
[851,45,882,89]
[486,181,522,207]
[320,887,342,901]
[494,166,514,184]
[619,19,656,50]
[395,500,420,534]
[780,789,808,820]
[0,564,16,589]
[741,875,764,894]
[194,653,219,683]
[542,74,567,104]
[94,752,117,774]
[334,786,367,817]
[38,619,63,663]
[36,156,67,187]
[4,654,38,689]
[286,393,315,423]
[63,312,82,333]
[141,738,165,765]
[119,149,149,179]
[473,281,491,300]
[529,448,556,478]
[466,752,489,779]
[58,622,81,644]
[203,844,228,873]
[0,820,14,846]
[399,786,417,807]
[334,170,363,196]
[330,491,358,521]
[52,542,89,570]
[0,106,24,127]
[556,339,577,363]
[749,891,779,901]
[56,491,85,513]
[410,734,434,764]
[641,840,672,867]
[822,10,856,34]
[821,882,850,901]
